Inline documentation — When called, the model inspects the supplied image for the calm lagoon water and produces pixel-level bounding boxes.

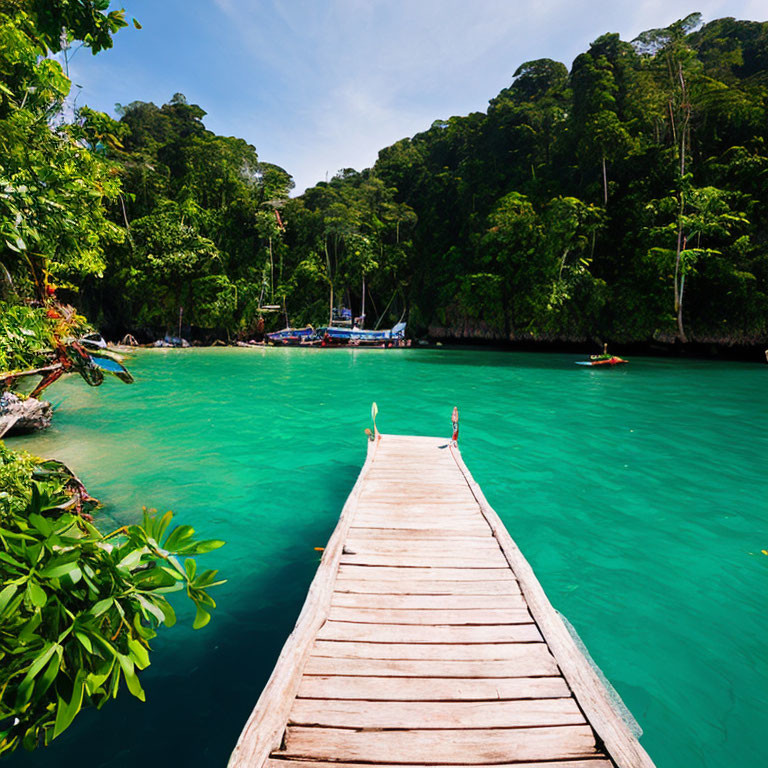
[5,348,766,768]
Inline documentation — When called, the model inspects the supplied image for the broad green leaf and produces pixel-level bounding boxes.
[136,594,165,624]
[75,631,93,653]
[187,539,225,554]
[14,643,56,709]
[157,597,176,627]
[35,646,63,699]
[127,638,150,670]
[27,581,47,609]
[40,558,82,580]
[18,610,43,644]
[90,597,114,616]
[0,584,17,615]
[117,654,145,701]
[193,604,211,630]
[53,669,86,739]
[163,525,195,551]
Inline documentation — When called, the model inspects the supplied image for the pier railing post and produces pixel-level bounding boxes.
[451,406,459,446]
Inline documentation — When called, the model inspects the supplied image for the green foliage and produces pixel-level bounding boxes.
[0,7,224,758]
[0,8,125,299]
[0,443,225,755]
[0,304,57,372]
[4,8,766,344]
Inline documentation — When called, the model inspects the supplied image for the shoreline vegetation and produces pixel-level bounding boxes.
[0,3,225,755]
[0,0,765,758]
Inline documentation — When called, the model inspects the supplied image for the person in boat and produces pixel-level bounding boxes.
[591,343,611,361]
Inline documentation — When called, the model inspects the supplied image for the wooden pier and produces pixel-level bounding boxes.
[229,433,656,768]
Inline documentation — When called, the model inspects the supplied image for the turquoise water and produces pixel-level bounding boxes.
[4,348,766,768]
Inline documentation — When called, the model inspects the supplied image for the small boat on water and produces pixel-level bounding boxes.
[319,321,407,347]
[576,356,628,366]
[266,303,408,348]
[265,326,319,346]
[153,335,189,348]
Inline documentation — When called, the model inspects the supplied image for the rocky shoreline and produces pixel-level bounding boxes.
[0,393,53,439]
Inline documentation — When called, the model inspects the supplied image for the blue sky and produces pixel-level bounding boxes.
[67,1,765,194]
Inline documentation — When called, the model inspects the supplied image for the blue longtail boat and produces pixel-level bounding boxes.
[265,326,319,346]
[318,321,407,346]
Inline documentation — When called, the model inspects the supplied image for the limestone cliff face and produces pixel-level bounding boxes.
[0,393,53,438]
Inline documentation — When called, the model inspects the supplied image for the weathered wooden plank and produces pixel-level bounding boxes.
[339,553,509,568]
[356,498,478,506]
[334,579,521,596]
[343,539,500,554]
[346,532,496,544]
[289,698,585,729]
[266,760,613,768]
[316,621,544,645]
[362,479,471,488]
[303,648,558,678]
[363,475,467,484]
[351,519,488,531]
[353,512,485,520]
[311,640,544,660]
[296,674,571,701]
[330,592,525,610]
[348,527,492,539]
[353,508,484,517]
[336,565,517,581]
[356,496,474,502]
[327,606,532,625]
[352,523,492,535]
[277,725,600,764]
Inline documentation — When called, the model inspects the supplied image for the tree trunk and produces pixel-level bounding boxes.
[674,62,691,344]
[674,211,683,315]
[361,274,366,328]
[602,154,608,206]
[268,236,274,302]
[677,273,687,343]
[500,282,511,341]
[324,239,334,326]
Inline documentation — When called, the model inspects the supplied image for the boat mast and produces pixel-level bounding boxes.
[361,273,366,329]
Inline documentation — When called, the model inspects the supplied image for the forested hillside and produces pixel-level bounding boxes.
[4,9,767,348]
[283,13,768,345]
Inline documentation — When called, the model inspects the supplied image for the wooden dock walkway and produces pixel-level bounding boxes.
[229,433,656,768]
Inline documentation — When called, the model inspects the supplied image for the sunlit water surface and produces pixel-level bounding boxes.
[5,348,766,768]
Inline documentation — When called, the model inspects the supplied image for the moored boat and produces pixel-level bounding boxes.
[319,321,407,347]
[265,326,319,346]
[575,355,628,366]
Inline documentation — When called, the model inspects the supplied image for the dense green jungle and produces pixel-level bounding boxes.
[4,6,767,353]
[78,16,768,349]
